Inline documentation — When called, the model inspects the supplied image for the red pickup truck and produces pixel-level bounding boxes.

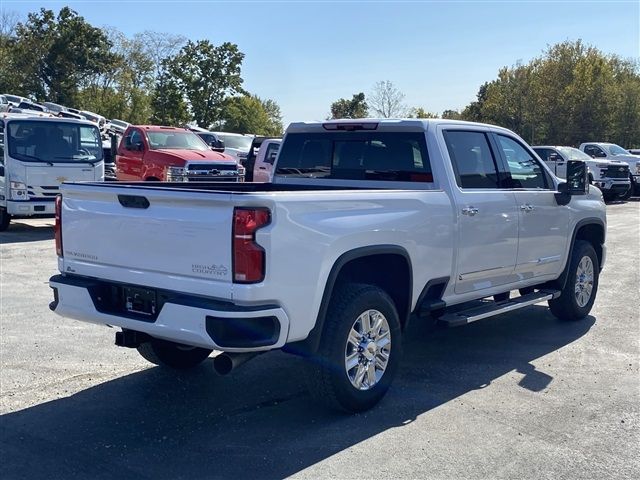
[116,125,244,182]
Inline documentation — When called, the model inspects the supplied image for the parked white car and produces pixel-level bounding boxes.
[210,131,253,164]
[0,95,10,113]
[106,118,129,135]
[79,110,107,132]
[49,119,605,412]
[533,145,630,200]
[579,142,640,196]
[2,94,28,107]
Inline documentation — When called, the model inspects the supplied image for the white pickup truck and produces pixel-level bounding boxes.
[532,145,631,200]
[579,142,640,197]
[49,119,606,412]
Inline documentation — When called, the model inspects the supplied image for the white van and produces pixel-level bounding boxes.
[0,114,104,230]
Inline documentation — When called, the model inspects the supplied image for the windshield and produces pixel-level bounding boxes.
[6,95,23,103]
[217,134,252,151]
[556,147,591,161]
[606,144,629,156]
[147,130,209,151]
[7,120,103,163]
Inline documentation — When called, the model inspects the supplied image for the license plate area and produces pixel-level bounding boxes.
[124,287,157,316]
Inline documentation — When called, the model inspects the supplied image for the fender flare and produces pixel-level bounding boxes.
[285,245,412,356]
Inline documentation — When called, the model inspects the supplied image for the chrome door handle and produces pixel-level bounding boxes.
[462,206,479,216]
[520,204,534,212]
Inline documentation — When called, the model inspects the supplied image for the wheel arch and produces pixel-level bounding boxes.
[544,218,605,291]
[286,245,412,356]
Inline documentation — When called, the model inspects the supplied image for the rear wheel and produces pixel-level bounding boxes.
[306,283,402,412]
[0,208,11,231]
[137,339,212,369]
[549,240,599,321]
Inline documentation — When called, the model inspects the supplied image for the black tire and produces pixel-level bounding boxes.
[620,178,633,200]
[306,283,402,413]
[0,208,10,231]
[137,339,212,369]
[549,240,599,321]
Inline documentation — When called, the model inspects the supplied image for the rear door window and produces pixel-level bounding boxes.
[276,132,432,182]
[443,130,501,189]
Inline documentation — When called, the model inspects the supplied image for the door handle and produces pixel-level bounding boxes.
[461,206,479,216]
[259,167,266,170]
[520,204,535,212]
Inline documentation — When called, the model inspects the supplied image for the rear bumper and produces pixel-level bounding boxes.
[6,200,55,216]
[49,274,290,352]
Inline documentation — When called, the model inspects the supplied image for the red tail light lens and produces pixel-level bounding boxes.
[233,207,271,283]
[54,195,63,257]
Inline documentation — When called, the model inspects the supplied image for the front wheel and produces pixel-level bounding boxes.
[0,208,11,231]
[306,283,402,412]
[620,178,633,200]
[549,240,599,321]
[137,339,212,369]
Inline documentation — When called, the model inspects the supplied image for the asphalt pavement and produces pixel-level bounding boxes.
[1,200,638,479]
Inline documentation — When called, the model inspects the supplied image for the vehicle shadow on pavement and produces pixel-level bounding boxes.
[0,306,595,480]
[0,220,54,244]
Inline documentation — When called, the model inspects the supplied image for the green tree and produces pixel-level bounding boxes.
[80,30,155,123]
[11,7,118,105]
[442,109,463,120]
[168,40,245,128]
[221,95,283,136]
[460,40,640,146]
[408,107,438,118]
[329,93,368,119]
[0,10,22,94]
[150,67,190,126]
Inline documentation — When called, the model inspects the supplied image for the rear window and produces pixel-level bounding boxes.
[275,132,432,182]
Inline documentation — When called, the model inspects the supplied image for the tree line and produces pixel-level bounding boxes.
[0,7,283,135]
[330,41,640,148]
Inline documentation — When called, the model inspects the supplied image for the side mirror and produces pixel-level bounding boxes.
[556,160,588,205]
[566,160,588,194]
[132,141,144,152]
[211,139,225,153]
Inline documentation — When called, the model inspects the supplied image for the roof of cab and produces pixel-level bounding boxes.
[134,125,191,131]
[0,113,96,126]
[286,118,513,134]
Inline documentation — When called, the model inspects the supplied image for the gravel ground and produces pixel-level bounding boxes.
[1,200,638,480]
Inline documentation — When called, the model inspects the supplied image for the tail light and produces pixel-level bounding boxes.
[54,195,63,257]
[232,207,271,283]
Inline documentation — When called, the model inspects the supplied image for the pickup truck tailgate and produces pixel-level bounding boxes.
[59,184,234,297]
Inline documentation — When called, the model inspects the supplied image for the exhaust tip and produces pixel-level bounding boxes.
[213,354,233,376]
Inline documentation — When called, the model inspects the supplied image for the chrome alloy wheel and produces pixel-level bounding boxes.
[575,256,594,308]
[344,309,391,391]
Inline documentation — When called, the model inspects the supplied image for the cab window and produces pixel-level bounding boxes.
[497,135,548,189]
[443,130,501,189]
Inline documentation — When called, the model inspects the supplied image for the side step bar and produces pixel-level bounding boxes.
[439,290,561,327]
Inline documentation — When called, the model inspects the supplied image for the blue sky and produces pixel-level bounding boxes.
[3,1,639,126]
